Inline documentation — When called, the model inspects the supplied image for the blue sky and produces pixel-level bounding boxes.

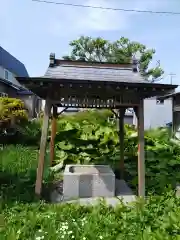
[1,0,180,86]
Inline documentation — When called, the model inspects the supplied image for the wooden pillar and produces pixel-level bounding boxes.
[172,111,176,134]
[173,112,180,133]
[50,105,57,166]
[119,108,126,179]
[35,100,51,196]
[134,100,145,197]
[172,98,180,135]
[172,98,175,134]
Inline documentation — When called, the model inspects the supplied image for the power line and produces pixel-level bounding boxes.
[31,0,180,15]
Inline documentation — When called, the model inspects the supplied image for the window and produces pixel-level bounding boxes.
[4,70,9,80]
[156,99,164,105]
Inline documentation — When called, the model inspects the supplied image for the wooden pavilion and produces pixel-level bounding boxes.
[17,53,177,198]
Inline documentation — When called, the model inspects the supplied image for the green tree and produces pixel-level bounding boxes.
[63,36,164,82]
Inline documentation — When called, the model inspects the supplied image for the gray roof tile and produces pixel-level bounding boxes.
[44,64,147,83]
[0,46,29,77]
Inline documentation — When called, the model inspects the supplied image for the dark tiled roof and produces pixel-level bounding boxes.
[44,64,147,83]
[0,46,29,77]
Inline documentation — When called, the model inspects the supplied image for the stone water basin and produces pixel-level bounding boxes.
[63,165,115,200]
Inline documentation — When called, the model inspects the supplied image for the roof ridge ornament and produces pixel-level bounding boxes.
[49,53,55,67]
[132,55,138,72]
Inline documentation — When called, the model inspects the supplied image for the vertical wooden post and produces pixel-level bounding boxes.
[136,100,145,197]
[50,105,57,166]
[119,108,126,179]
[35,100,51,196]
[174,112,180,134]
[172,98,175,134]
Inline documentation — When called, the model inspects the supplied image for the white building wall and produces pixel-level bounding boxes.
[0,65,21,86]
[133,98,172,129]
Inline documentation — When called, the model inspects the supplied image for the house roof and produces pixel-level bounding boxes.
[0,78,33,95]
[0,78,21,90]
[158,91,180,100]
[16,53,178,108]
[44,60,147,84]
[0,46,29,77]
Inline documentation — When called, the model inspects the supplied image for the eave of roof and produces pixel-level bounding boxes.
[16,76,178,103]
[16,76,178,89]
[0,78,21,90]
[0,78,35,95]
[158,91,180,100]
[16,90,34,95]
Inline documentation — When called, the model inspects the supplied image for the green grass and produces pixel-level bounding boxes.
[1,145,180,239]
[1,193,180,239]
[0,145,52,204]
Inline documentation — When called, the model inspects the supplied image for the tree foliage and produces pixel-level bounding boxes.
[63,36,164,82]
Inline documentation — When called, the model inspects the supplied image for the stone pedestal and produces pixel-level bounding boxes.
[63,165,115,200]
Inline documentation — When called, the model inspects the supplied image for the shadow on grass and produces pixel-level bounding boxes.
[0,145,54,207]
[0,169,37,204]
[0,170,53,207]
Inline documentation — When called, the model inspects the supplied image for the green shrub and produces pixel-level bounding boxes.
[0,97,29,144]
[0,119,42,146]
[16,119,42,145]
[53,110,180,195]
[1,192,180,239]
[0,97,28,124]
[2,109,179,196]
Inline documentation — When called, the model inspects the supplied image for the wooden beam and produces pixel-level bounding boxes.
[51,99,140,109]
[136,100,145,197]
[35,99,51,196]
[119,108,126,179]
[57,103,140,108]
[50,105,57,166]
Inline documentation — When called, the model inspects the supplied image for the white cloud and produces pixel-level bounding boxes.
[48,0,170,36]
[48,0,131,35]
[76,0,130,31]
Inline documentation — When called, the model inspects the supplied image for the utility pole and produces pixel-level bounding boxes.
[169,73,176,84]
